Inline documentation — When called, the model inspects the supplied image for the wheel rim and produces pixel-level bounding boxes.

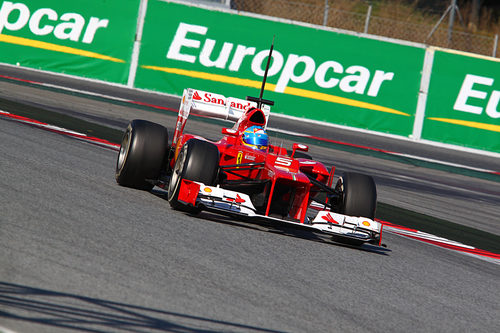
[333,177,345,213]
[117,129,131,171]
[167,147,185,201]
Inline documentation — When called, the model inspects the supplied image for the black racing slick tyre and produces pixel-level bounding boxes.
[336,172,377,219]
[115,119,169,191]
[167,139,220,211]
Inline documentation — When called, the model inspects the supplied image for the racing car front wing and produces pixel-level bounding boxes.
[177,179,382,246]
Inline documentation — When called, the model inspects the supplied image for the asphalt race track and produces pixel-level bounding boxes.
[1,66,499,332]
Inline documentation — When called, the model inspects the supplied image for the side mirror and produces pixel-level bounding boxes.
[291,143,308,157]
[222,128,237,136]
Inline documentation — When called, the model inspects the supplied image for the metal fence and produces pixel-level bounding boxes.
[230,0,499,58]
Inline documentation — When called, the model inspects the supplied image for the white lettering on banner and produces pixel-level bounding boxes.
[367,71,395,97]
[0,1,108,44]
[486,91,500,118]
[199,39,233,68]
[315,61,343,89]
[0,1,28,31]
[54,13,85,42]
[82,17,109,44]
[229,45,256,71]
[167,22,207,63]
[166,22,395,98]
[454,74,499,118]
[275,54,316,93]
[338,65,370,94]
[29,8,57,36]
[251,49,283,77]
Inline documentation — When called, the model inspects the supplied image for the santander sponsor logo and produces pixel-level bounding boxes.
[228,99,253,111]
[193,89,255,111]
[193,90,202,100]
[194,90,225,105]
[203,92,225,105]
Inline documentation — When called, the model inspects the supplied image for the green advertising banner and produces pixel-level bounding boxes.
[135,0,425,136]
[0,0,139,84]
[423,49,500,153]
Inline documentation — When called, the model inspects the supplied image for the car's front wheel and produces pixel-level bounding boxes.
[335,172,377,219]
[167,139,220,212]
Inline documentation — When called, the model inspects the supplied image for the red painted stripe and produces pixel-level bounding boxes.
[2,112,47,125]
[0,74,40,84]
[394,232,500,260]
[48,128,120,149]
[307,134,396,154]
[129,100,177,112]
[0,112,120,150]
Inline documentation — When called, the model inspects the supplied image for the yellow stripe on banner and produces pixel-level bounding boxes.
[283,86,410,116]
[428,117,500,132]
[142,65,275,90]
[141,65,410,116]
[0,34,125,63]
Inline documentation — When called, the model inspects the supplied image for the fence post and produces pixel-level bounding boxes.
[447,0,457,45]
[364,5,372,34]
[412,47,435,141]
[323,0,329,26]
[493,34,498,58]
[127,0,148,88]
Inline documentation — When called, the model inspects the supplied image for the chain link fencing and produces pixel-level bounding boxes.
[229,0,499,58]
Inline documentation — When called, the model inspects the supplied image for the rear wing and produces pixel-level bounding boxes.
[173,88,271,145]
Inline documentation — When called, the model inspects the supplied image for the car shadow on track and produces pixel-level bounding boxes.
[197,211,391,256]
[0,282,283,333]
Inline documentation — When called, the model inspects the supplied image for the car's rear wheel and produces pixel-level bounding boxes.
[167,139,220,212]
[335,172,377,219]
[115,119,169,190]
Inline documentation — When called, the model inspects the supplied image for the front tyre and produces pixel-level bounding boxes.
[335,172,377,219]
[167,139,220,211]
[115,119,169,190]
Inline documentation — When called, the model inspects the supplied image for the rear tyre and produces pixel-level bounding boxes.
[115,119,169,190]
[335,172,377,219]
[167,139,220,212]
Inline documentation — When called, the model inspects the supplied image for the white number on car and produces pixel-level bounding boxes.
[275,157,293,167]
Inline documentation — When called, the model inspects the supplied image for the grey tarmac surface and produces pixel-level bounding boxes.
[1,119,499,333]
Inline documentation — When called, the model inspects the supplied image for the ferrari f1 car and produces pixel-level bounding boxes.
[115,87,383,247]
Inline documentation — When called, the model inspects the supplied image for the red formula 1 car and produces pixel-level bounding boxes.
[115,87,383,247]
